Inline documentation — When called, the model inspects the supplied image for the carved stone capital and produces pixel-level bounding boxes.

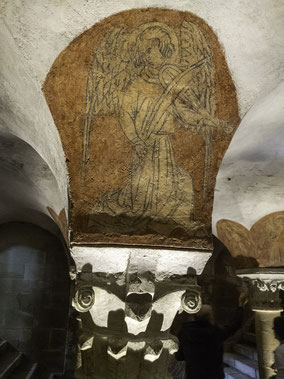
[251,279,284,293]
[237,269,284,311]
[71,246,211,378]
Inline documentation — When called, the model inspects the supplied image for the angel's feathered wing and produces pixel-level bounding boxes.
[179,20,216,116]
[82,27,134,177]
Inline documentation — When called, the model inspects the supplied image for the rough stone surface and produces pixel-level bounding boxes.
[72,246,211,276]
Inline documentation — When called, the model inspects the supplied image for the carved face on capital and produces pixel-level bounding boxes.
[72,247,209,338]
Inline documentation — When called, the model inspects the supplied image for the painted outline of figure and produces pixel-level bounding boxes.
[82,21,231,236]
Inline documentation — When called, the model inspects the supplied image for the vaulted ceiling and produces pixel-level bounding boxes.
[0,0,283,244]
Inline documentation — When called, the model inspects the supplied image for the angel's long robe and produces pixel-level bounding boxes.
[111,76,194,230]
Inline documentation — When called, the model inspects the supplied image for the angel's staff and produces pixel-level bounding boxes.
[142,58,207,139]
[81,62,97,180]
[82,112,92,179]
[142,57,216,199]
[157,61,232,199]
[178,20,221,199]
[81,58,207,179]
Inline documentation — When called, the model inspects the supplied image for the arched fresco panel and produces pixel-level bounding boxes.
[217,212,284,268]
[43,8,239,249]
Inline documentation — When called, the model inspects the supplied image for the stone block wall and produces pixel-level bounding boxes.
[0,222,70,373]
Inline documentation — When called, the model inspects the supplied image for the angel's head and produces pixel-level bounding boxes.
[134,26,175,70]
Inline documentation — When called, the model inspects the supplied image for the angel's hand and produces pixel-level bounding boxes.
[133,139,148,159]
[201,112,234,134]
[197,116,234,136]
[197,120,217,139]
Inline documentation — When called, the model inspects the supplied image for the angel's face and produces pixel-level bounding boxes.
[142,39,166,69]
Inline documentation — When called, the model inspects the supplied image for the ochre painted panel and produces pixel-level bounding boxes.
[43,8,240,249]
[217,212,284,267]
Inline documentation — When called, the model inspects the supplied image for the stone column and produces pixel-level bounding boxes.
[71,246,211,379]
[237,269,284,379]
[255,311,281,379]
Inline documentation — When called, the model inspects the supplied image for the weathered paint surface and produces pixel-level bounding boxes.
[217,211,284,267]
[43,8,239,248]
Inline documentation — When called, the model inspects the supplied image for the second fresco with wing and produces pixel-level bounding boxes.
[43,9,240,248]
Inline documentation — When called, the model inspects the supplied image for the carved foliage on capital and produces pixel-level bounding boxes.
[252,279,284,293]
[217,211,284,268]
[71,247,210,378]
[242,277,284,311]
[72,272,184,378]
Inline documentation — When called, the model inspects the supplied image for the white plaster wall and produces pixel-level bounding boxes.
[1,0,283,118]
[213,82,284,234]
[0,21,68,217]
[0,131,64,234]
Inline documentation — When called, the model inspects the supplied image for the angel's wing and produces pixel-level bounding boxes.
[82,27,134,177]
[179,20,216,117]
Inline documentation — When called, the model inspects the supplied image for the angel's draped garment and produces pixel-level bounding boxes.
[91,75,194,230]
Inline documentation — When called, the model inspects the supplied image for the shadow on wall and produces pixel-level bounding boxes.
[170,237,245,338]
[205,237,243,327]
[0,222,71,373]
[194,236,244,326]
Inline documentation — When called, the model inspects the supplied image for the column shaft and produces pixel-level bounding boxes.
[254,310,281,379]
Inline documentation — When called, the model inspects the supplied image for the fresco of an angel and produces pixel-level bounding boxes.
[82,21,232,237]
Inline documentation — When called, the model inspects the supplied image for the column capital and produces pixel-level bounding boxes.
[237,268,284,311]
[70,245,211,378]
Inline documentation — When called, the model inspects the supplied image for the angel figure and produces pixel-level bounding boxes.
[82,21,230,236]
